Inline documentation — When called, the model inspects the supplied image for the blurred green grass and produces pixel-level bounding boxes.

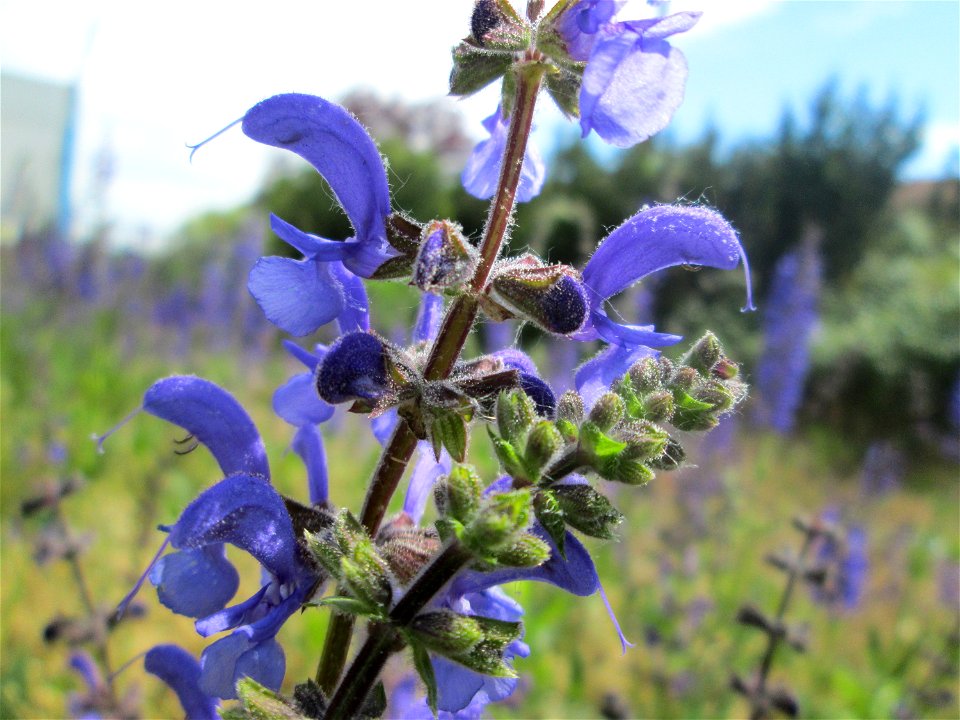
[2,304,957,719]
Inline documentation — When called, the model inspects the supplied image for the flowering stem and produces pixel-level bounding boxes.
[315,58,546,693]
[323,541,473,720]
[750,530,815,720]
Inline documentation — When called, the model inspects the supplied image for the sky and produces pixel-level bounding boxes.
[2,0,958,248]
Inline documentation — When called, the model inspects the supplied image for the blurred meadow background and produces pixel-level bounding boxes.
[2,1,959,718]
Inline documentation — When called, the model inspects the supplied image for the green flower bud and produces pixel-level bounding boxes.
[304,529,343,579]
[488,429,529,482]
[628,357,666,394]
[553,484,623,539]
[341,540,393,611]
[463,488,533,555]
[441,465,485,524]
[429,407,468,462]
[671,366,700,391]
[641,390,675,423]
[411,611,484,655]
[556,390,584,423]
[648,438,685,470]
[618,420,670,461]
[533,489,567,558]
[492,532,551,567]
[683,332,723,374]
[496,389,537,444]
[694,379,736,413]
[524,420,564,475]
[712,357,740,380]
[588,392,625,432]
[599,455,654,486]
[555,418,579,444]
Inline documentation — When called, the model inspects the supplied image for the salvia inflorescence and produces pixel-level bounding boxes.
[91,1,757,718]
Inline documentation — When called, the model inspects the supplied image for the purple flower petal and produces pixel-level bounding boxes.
[579,13,700,147]
[242,94,390,250]
[150,546,240,619]
[69,652,102,691]
[589,312,683,348]
[575,343,656,409]
[292,424,328,506]
[462,107,545,204]
[403,444,452,523]
[282,339,326,372]
[195,585,270,638]
[143,376,269,478]
[247,256,345,337]
[582,205,749,307]
[170,474,300,583]
[269,214,354,261]
[450,526,599,598]
[413,292,444,344]
[145,645,220,720]
[199,634,285,700]
[273,373,335,427]
[330,260,371,332]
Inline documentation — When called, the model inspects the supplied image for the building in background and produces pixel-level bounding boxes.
[1,72,77,241]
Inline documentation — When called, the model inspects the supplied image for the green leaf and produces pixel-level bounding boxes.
[411,642,438,716]
[545,66,582,118]
[449,41,514,97]
[430,408,468,462]
[579,422,627,459]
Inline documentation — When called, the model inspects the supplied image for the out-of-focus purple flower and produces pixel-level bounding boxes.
[752,238,822,433]
[67,651,106,720]
[144,645,219,720]
[813,508,868,611]
[937,561,960,612]
[462,106,545,203]
[858,441,904,498]
[556,4,700,147]
[241,94,393,336]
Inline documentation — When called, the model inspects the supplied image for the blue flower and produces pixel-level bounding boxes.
[462,106,546,203]
[557,4,701,147]
[144,645,220,720]
[752,240,822,433]
[567,205,752,405]
[813,508,868,611]
[241,93,393,336]
[110,377,323,700]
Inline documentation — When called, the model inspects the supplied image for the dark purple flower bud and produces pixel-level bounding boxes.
[316,331,389,405]
[490,261,589,335]
[412,220,476,293]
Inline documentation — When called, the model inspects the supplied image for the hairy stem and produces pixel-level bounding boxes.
[323,541,473,720]
[314,58,546,693]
